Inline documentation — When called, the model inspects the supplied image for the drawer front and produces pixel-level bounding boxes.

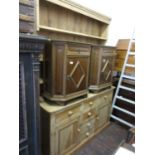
[67,44,91,56]
[79,122,95,142]
[80,118,95,134]
[83,98,95,112]
[95,92,112,109]
[101,47,116,53]
[82,109,97,122]
[55,105,81,125]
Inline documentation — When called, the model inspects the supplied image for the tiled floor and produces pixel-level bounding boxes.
[75,122,128,155]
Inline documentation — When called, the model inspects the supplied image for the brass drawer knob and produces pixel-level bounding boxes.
[86,132,90,136]
[89,102,93,106]
[88,112,92,117]
[77,128,81,132]
[68,111,73,116]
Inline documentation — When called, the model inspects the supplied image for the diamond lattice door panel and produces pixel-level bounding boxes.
[66,57,89,94]
[100,57,113,84]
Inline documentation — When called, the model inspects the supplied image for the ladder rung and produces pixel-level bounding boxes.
[119,85,135,92]
[111,115,135,128]
[113,105,135,117]
[129,52,135,55]
[126,64,135,68]
[116,96,135,105]
[122,75,135,80]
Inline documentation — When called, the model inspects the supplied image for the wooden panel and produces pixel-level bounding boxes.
[55,105,81,125]
[19,1,35,33]
[115,58,135,68]
[115,67,135,74]
[56,118,79,155]
[80,118,95,134]
[38,30,105,45]
[89,46,116,92]
[89,47,100,85]
[116,50,135,59]
[95,92,113,109]
[116,39,135,51]
[53,44,65,95]
[67,43,91,55]
[37,0,109,43]
[95,104,110,130]
[99,56,113,84]
[45,0,111,23]
[66,57,89,94]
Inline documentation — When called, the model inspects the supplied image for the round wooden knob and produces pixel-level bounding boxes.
[68,111,73,116]
[88,112,92,117]
[89,102,93,106]
[104,96,107,100]
[87,123,91,127]
[96,117,99,120]
[77,128,81,132]
[86,132,90,136]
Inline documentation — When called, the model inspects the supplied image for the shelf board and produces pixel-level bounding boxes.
[39,25,107,40]
[45,0,111,24]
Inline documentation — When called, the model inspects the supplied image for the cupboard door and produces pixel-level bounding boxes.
[66,57,89,94]
[96,105,110,130]
[56,118,79,155]
[99,56,113,84]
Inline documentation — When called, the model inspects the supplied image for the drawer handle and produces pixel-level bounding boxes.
[89,102,93,106]
[104,96,107,100]
[88,112,92,117]
[77,128,81,132]
[68,111,73,116]
[87,123,91,127]
[86,132,90,137]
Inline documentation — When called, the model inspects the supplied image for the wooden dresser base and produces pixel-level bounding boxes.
[40,86,114,155]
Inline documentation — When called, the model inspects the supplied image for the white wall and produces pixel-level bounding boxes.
[72,0,135,46]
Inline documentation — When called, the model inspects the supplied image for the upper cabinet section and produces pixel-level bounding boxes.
[36,0,111,44]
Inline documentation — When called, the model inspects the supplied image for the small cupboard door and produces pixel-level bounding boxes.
[99,55,114,84]
[55,118,80,155]
[95,104,111,130]
[66,57,89,94]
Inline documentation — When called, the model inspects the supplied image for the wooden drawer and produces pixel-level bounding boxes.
[82,109,96,122]
[83,98,96,112]
[55,105,81,125]
[79,126,94,142]
[67,44,91,55]
[80,118,95,134]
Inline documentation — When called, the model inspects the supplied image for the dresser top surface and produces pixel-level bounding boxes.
[40,86,115,113]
